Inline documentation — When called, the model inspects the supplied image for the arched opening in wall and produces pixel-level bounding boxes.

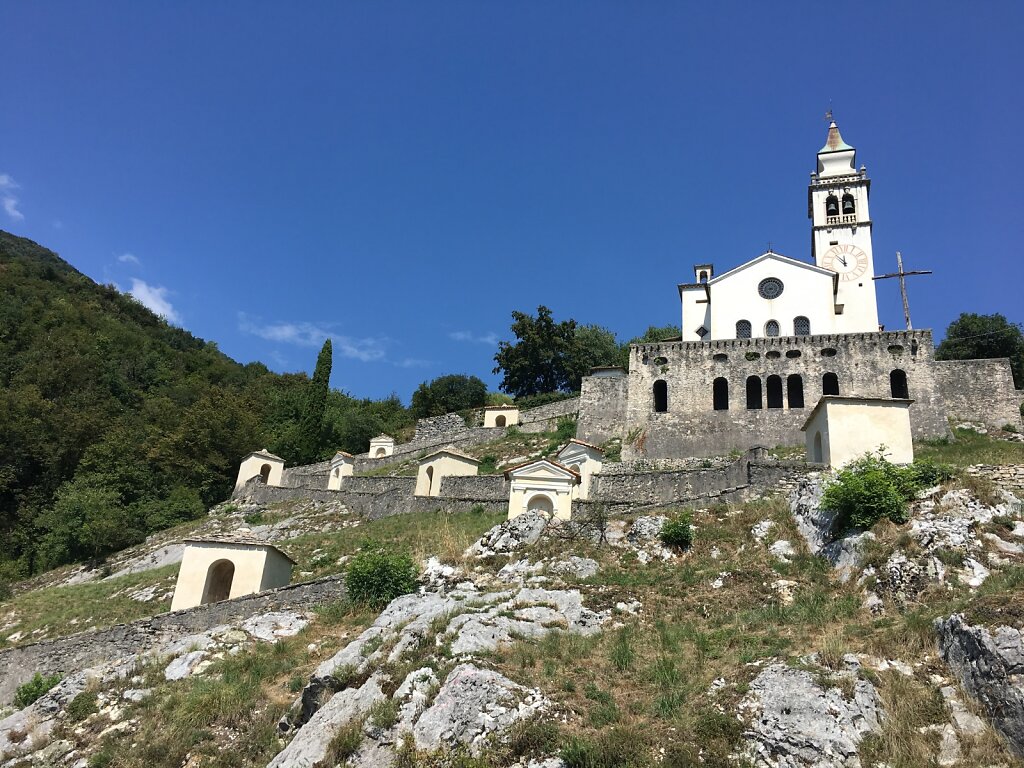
[333,468,340,478]
[375,448,387,458]
[765,320,780,338]
[653,380,668,413]
[812,432,824,463]
[527,494,554,518]
[201,559,235,605]
[495,415,506,427]
[713,377,729,411]
[842,193,856,215]
[736,320,752,339]
[699,271,708,282]
[822,372,839,396]
[825,195,839,217]
[569,464,581,475]
[426,466,435,495]
[259,464,271,483]
[787,374,805,409]
[890,369,909,399]
[794,316,810,336]
[746,376,763,410]
[766,375,783,408]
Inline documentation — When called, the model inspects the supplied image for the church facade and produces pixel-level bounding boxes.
[578,121,1023,459]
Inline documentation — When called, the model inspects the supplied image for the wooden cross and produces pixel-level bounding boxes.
[872,251,932,330]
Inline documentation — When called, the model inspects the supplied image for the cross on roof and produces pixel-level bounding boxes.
[872,252,933,330]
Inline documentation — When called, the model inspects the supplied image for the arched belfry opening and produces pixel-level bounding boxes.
[766,375,784,409]
[787,374,805,409]
[201,559,235,605]
[842,193,856,215]
[822,372,840,396]
[713,377,729,411]
[890,369,909,399]
[825,194,839,217]
[653,380,668,413]
[259,464,271,483]
[746,376,763,410]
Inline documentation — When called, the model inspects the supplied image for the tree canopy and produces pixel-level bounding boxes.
[410,374,487,418]
[935,312,1024,388]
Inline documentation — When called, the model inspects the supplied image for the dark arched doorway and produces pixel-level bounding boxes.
[890,369,909,399]
[766,375,784,409]
[653,380,668,413]
[259,464,271,483]
[202,559,235,605]
[746,376,763,410]
[822,372,839,396]
[713,377,729,411]
[787,374,805,409]
[495,415,506,427]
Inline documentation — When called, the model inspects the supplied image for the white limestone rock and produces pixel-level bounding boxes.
[769,540,797,562]
[412,663,547,755]
[751,520,776,542]
[241,611,309,642]
[465,513,549,557]
[164,650,208,681]
[740,662,883,767]
[548,556,599,580]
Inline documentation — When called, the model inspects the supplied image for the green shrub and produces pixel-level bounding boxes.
[554,416,578,441]
[345,549,418,608]
[477,455,498,475]
[66,690,98,722]
[14,672,62,708]
[659,510,694,549]
[821,453,934,531]
[0,578,11,603]
[368,698,400,729]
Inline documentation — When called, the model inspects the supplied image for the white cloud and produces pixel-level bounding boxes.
[449,330,499,346]
[0,174,24,221]
[238,313,388,362]
[118,253,141,265]
[127,278,182,324]
[394,357,433,368]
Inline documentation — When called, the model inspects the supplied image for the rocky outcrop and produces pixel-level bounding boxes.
[740,660,884,767]
[935,614,1024,756]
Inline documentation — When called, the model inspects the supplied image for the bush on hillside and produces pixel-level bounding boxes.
[822,453,943,531]
[15,672,62,709]
[345,549,418,608]
[659,509,694,549]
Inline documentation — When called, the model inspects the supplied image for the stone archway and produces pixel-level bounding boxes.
[527,494,555,517]
[495,415,506,427]
[201,559,235,605]
[375,448,387,458]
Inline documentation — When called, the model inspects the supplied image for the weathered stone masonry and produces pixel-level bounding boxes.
[578,329,1022,460]
[0,575,347,704]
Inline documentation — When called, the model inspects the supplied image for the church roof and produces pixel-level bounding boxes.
[708,251,837,285]
[820,121,854,154]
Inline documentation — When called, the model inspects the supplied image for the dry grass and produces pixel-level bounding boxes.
[916,427,1024,467]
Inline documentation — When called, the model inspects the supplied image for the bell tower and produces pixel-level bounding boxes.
[808,120,879,333]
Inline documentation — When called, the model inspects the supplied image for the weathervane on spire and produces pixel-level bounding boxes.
[824,108,833,122]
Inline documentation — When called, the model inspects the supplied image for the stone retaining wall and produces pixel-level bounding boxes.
[964,464,1024,495]
[413,413,468,442]
[0,575,347,704]
[518,397,580,433]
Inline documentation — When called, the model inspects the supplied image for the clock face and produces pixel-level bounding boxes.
[822,244,869,281]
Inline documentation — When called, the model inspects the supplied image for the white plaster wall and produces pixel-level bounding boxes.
[234,455,284,492]
[804,400,913,467]
[369,437,394,458]
[415,454,478,497]
[709,259,837,341]
[680,287,711,342]
[508,478,574,521]
[483,408,520,428]
[259,550,295,592]
[170,544,280,612]
[327,458,354,490]
[558,445,602,500]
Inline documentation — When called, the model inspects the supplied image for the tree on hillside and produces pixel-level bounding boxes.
[493,306,578,397]
[629,325,682,344]
[935,313,1024,388]
[411,374,487,418]
[295,339,333,464]
[565,325,625,391]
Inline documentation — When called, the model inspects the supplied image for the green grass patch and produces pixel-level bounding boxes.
[916,427,1024,466]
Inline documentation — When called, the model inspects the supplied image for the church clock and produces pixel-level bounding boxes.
[821,244,869,282]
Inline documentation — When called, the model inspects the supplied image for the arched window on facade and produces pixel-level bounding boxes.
[842,193,856,215]
[794,316,810,336]
[746,376,763,410]
[653,380,668,413]
[765,320,780,337]
[825,194,839,217]
[766,375,784,408]
[426,466,435,495]
[736,320,752,339]
[713,377,729,411]
[890,369,909,399]
[822,372,839,396]
[787,374,805,408]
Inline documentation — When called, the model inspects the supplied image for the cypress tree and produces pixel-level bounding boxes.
[297,339,333,463]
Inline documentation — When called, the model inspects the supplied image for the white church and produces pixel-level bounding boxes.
[679,121,879,342]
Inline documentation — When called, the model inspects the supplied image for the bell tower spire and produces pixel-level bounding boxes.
[808,118,879,333]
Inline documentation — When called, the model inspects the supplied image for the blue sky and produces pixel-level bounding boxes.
[3,2,1022,401]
